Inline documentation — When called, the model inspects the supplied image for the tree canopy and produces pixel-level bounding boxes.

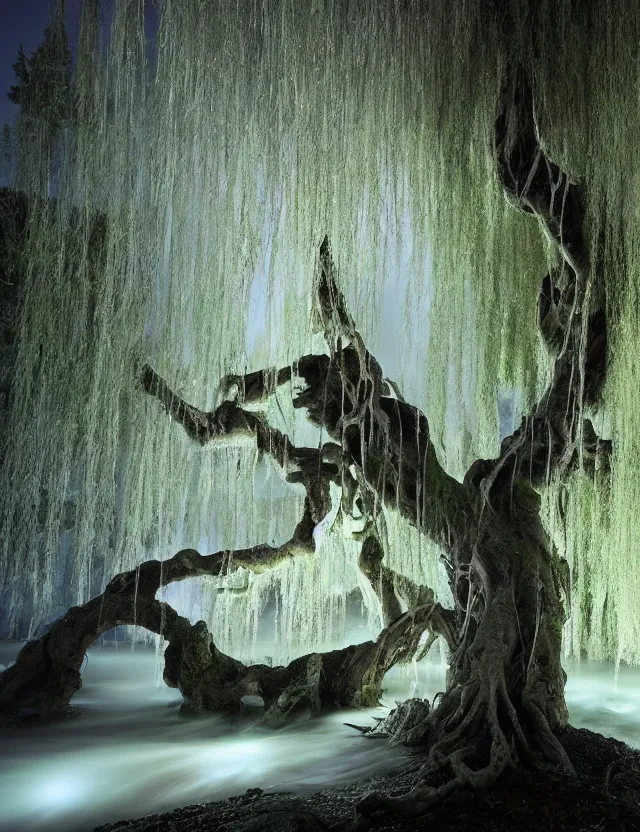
[8,9,71,131]
[1,0,640,819]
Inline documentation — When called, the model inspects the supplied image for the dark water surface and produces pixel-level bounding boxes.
[0,642,638,832]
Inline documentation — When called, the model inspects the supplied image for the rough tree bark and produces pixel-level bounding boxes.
[0,67,608,818]
[0,548,443,721]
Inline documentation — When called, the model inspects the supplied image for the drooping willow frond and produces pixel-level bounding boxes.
[1,0,639,665]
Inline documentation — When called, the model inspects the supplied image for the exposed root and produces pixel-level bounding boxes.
[357,778,461,818]
[355,565,574,819]
[356,677,573,819]
[0,548,445,717]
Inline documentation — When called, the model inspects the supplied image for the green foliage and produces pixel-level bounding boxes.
[8,17,71,133]
[8,47,30,107]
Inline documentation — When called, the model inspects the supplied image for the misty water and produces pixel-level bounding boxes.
[1,642,639,832]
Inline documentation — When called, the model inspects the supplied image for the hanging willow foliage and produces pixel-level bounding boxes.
[1,0,639,665]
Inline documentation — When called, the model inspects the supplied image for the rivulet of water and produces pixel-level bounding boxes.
[0,643,638,832]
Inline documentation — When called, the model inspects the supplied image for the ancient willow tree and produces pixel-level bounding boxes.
[1,0,640,816]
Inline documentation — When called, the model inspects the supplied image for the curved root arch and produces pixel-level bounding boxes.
[0,548,447,723]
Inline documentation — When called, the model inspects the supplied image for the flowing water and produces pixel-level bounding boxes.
[0,642,639,832]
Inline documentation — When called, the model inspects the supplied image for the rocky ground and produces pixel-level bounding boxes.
[93,726,640,832]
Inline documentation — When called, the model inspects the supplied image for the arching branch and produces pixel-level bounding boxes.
[0,548,449,719]
[142,364,337,527]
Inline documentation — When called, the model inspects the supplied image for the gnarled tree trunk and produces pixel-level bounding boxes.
[357,67,605,815]
[0,64,609,820]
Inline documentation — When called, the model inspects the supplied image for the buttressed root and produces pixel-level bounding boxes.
[0,545,448,717]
